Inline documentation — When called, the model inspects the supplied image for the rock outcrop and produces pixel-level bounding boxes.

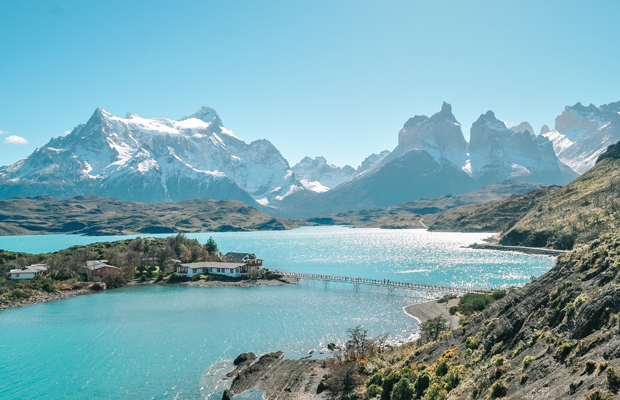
[223,351,328,400]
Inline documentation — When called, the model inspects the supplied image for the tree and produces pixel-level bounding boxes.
[419,316,448,343]
[205,236,218,255]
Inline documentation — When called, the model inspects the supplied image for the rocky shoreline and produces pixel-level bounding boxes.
[222,351,329,400]
[0,286,96,312]
[1,276,300,312]
[466,242,567,256]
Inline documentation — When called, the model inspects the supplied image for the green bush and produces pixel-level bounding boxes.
[585,360,596,374]
[490,380,507,398]
[556,342,573,358]
[607,367,620,387]
[520,374,528,384]
[465,337,479,350]
[564,303,576,321]
[494,356,504,367]
[367,384,382,398]
[390,378,413,400]
[523,355,532,369]
[435,359,449,377]
[444,366,461,390]
[366,373,383,388]
[421,382,446,400]
[11,288,29,299]
[413,372,430,398]
[491,290,506,301]
[449,306,458,315]
[380,372,400,400]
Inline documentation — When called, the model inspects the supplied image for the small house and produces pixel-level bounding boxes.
[177,262,247,278]
[223,252,263,269]
[10,264,48,280]
[79,260,119,282]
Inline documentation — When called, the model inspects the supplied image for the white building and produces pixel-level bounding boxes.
[10,264,48,280]
[177,262,247,278]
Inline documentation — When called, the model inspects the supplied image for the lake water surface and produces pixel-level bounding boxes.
[0,227,556,399]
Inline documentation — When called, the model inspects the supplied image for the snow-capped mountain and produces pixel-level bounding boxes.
[291,157,356,192]
[542,102,620,174]
[397,102,468,167]
[291,151,390,193]
[0,107,305,205]
[273,103,577,218]
[468,111,578,185]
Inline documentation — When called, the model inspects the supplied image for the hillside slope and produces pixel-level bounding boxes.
[301,180,548,229]
[500,143,620,249]
[0,196,297,236]
[351,234,620,400]
[427,186,558,233]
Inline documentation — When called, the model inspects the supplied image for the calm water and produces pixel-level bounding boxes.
[0,227,556,399]
[1,284,417,400]
[0,227,555,288]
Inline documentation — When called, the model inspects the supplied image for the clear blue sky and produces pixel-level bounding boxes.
[1,0,619,168]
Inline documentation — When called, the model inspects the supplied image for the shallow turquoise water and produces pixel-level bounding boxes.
[0,284,417,400]
[0,227,556,399]
[0,227,555,288]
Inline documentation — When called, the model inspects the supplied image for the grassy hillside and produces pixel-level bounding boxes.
[427,186,558,233]
[500,155,620,249]
[0,196,298,236]
[322,233,620,400]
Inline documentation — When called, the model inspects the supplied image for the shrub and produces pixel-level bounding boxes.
[586,389,615,400]
[585,360,596,374]
[494,356,504,367]
[435,359,449,377]
[191,275,200,281]
[556,342,573,358]
[413,372,430,398]
[367,384,382,398]
[465,337,479,350]
[490,380,507,398]
[520,374,528,384]
[444,366,461,390]
[421,382,446,400]
[564,302,576,321]
[523,355,532,369]
[607,367,620,387]
[390,378,413,400]
[438,294,457,303]
[11,288,29,299]
[366,373,383,388]
[449,306,458,315]
[491,290,506,301]
[597,361,609,375]
[380,372,400,400]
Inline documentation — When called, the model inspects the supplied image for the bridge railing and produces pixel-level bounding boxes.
[277,271,499,294]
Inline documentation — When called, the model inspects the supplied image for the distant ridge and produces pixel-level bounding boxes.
[0,196,298,236]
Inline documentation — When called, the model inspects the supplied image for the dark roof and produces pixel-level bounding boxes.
[223,252,256,262]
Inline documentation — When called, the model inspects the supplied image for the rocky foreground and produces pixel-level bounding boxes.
[223,351,328,400]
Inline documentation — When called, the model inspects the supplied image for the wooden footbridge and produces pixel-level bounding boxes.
[278,271,498,295]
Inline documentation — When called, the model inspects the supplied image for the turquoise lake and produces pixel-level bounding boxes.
[0,227,557,399]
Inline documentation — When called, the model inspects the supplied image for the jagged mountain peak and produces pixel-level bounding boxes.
[472,110,508,130]
[403,102,458,129]
[511,122,535,136]
[540,125,551,135]
[180,106,222,125]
